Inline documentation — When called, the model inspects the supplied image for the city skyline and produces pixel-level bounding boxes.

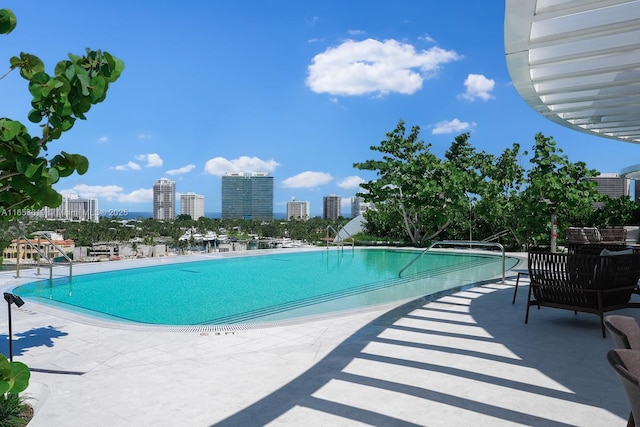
[3,1,640,217]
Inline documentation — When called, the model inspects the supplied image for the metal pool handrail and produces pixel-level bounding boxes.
[326,225,354,252]
[398,240,506,283]
[16,232,73,281]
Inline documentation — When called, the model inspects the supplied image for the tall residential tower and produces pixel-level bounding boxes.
[153,178,176,220]
[323,194,341,220]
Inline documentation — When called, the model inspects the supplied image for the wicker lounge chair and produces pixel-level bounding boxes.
[526,251,640,337]
[600,228,628,245]
[566,227,629,254]
[607,349,640,427]
[566,227,589,244]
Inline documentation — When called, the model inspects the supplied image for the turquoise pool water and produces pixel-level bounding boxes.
[14,249,518,326]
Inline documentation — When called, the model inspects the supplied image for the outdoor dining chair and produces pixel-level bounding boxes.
[605,315,640,350]
[607,349,640,427]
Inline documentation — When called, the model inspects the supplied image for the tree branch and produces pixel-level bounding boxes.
[425,217,451,242]
[0,66,15,81]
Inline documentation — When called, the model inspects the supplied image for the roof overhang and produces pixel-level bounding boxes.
[620,163,640,179]
[504,0,640,143]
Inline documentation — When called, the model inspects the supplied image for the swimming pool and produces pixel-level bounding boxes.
[14,248,518,326]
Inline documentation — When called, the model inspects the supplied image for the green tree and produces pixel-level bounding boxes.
[468,143,526,248]
[518,133,601,246]
[0,9,124,217]
[354,120,468,246]
[589,196,640,227]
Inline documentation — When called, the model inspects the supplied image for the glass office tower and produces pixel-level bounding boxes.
[221,172,273,220]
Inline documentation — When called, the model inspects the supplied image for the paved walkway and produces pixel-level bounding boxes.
[0,256,633,426]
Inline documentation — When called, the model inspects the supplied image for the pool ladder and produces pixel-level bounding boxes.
[326,225,354,252]
[398,240,506,283]
[15,232,73,281]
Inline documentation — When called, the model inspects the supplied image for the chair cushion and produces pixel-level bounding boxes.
[601,248,634,256]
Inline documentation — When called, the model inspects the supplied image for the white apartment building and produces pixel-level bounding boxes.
[286,198,310,220]
[35,195,99,222]
[350,196,371,218]
[180,192,205,220]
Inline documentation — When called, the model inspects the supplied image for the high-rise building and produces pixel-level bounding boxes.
[586,173,630,207]
[286,198,310,220]
[180,192,205,220]
[350,196,371,218]
[36,195,99,222]
[323,194,341,220]
[587,173,630,198]
[153,178,176,220]
[221,172,273,220]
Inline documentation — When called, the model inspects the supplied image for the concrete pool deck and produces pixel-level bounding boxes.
[0,252,634,426]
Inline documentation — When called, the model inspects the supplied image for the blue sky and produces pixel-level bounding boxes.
[2,1,639,216]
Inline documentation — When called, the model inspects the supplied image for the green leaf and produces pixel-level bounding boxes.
[54,59,69,76]
[0,118,22,141]
[16,53,45,80]
[73,154,89,174]
[88,76,106,102]
[0,8,17,34]
[28,109,42,123]
[28,71,52,99]
[47,166,60,184]
[72,97,91,116]
[42,188,62,207]
[59,116,76,131]
[9,361,30,393]
[15,156,29,174]
[24,159,45,178]
[0,355,30,394]
[102,52,125,82]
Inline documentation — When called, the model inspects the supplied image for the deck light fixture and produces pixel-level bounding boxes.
[4,292,24,362]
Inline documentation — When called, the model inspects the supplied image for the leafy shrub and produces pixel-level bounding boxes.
[0,354,31,427]
[0,393,29,427]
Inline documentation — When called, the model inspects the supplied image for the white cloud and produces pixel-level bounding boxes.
[166,164,196,175]
[282,171,333,188]
[118,188,153,203]
[138,132,152,140]
[61,185,121,201]
[136,153,163,168]
[112,154,163,171]
[432,118,475,135]
[203,156,280,176]
[61,184,153,204]
[419,34,436,43]
[97,136,108,144]
[305,16,319,26]
[112,161,141,171]
[306,38,461,96]
[338,176,365,189]
[459,73,495,102]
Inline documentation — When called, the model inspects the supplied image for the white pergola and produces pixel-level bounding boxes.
[504,0,640,144]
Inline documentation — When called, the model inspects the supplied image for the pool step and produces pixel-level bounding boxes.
[199,256,501,325]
